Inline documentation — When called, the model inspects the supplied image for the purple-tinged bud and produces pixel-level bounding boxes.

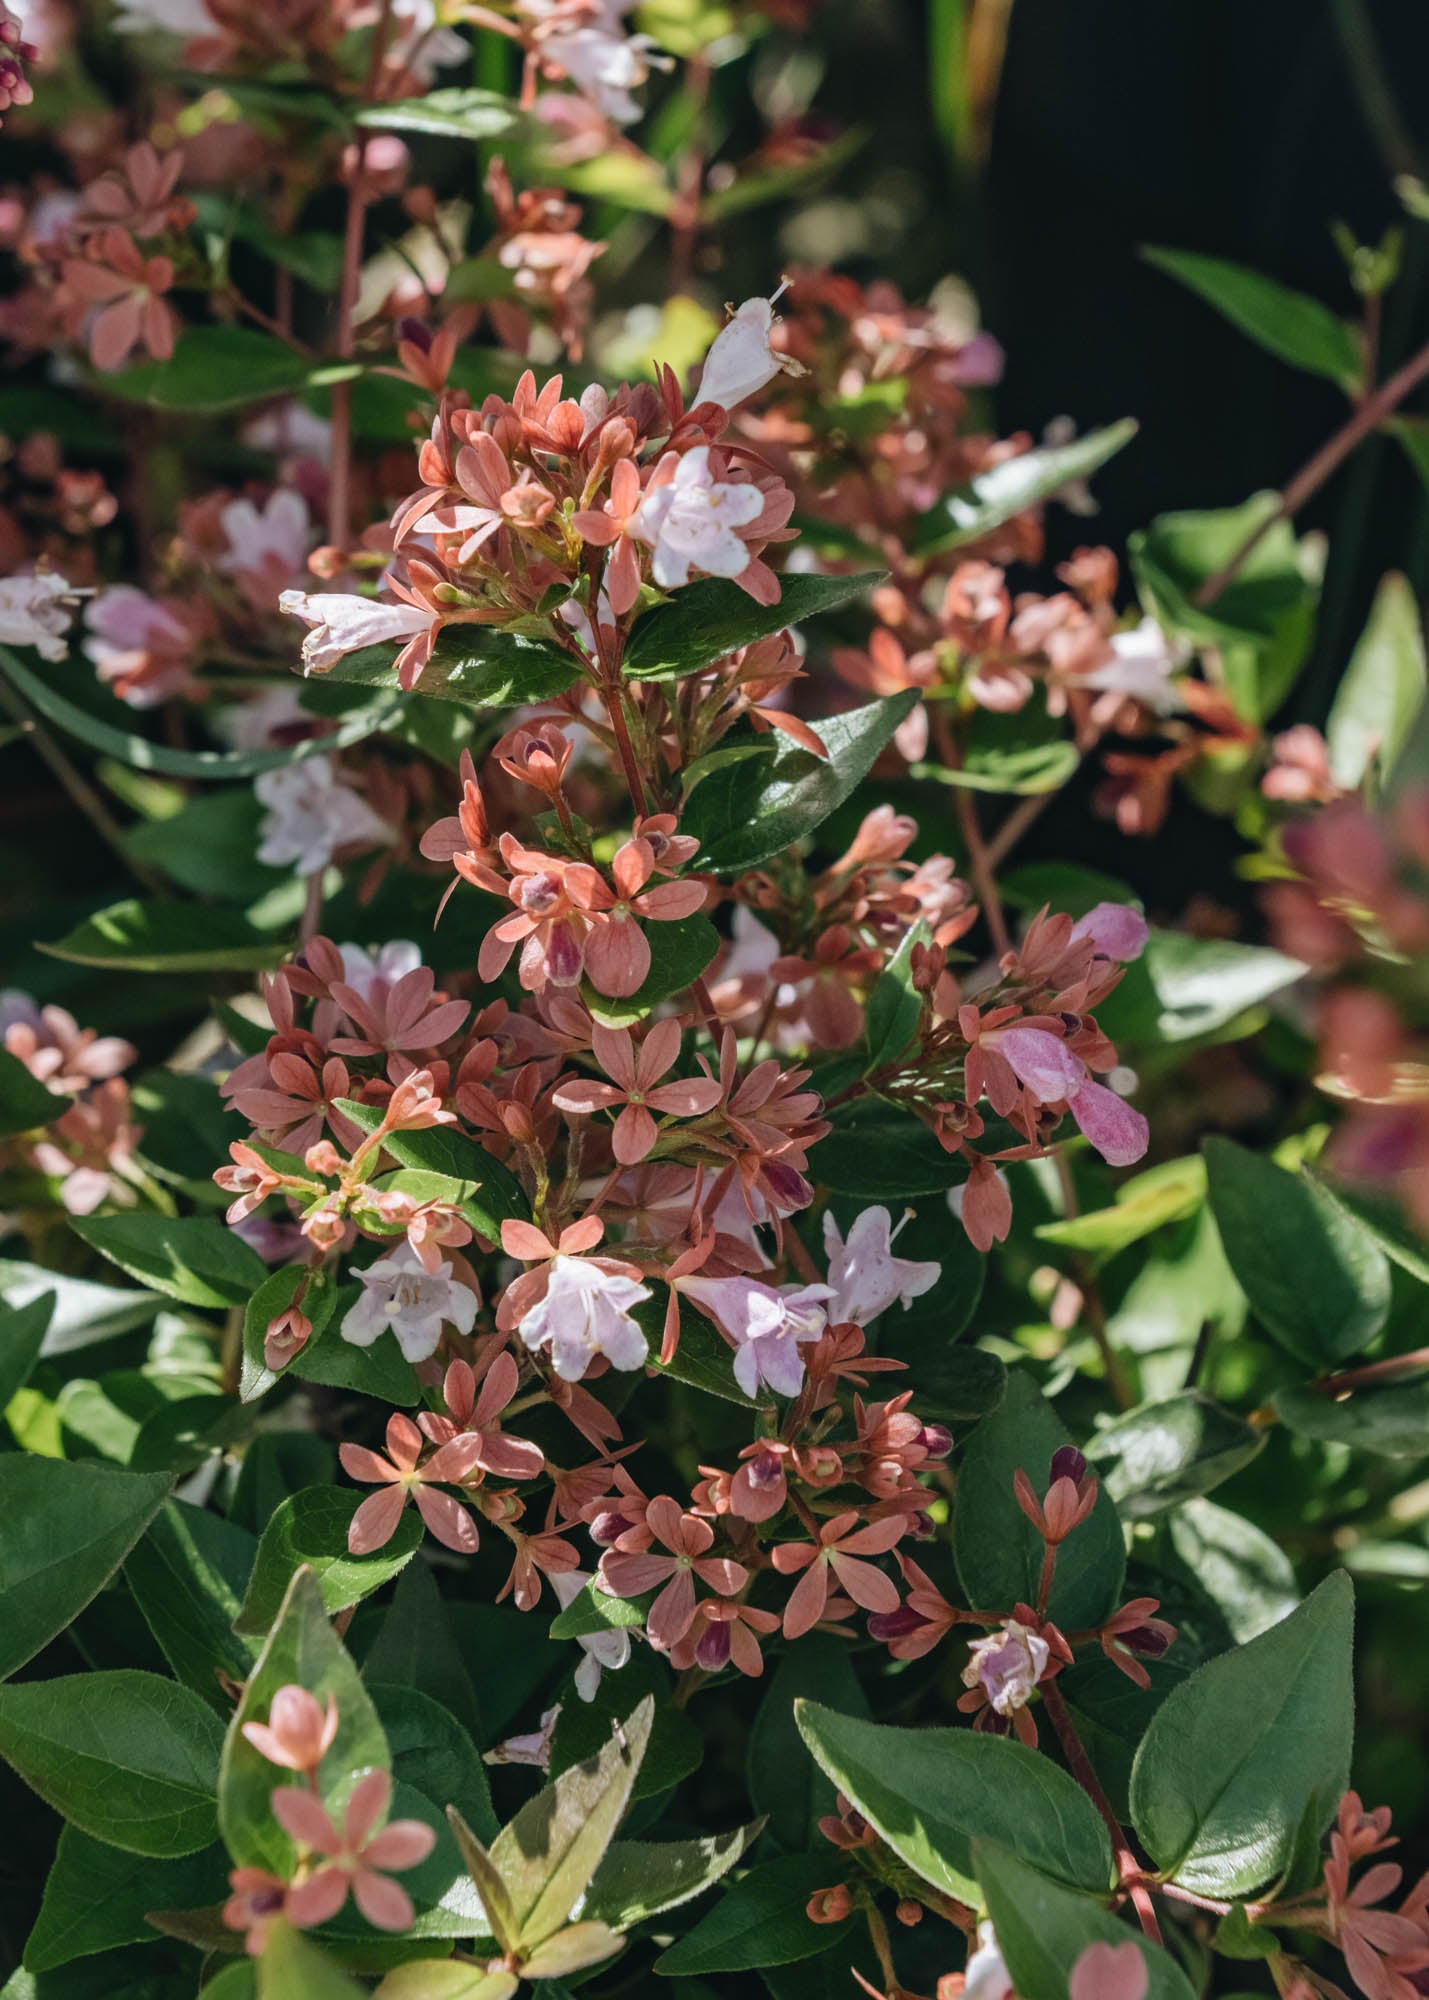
[1049,1445,1087,1486]
[867,1605,930,1642]
[918,1423,954,1462]
[695,1621,732,1671]
[398,317,434,353]
[1119,1623,1172,1658]
[587,1510,631,1546]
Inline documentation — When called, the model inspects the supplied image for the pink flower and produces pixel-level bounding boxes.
[61,228,177,371]
[279,588,439,681]
[581,837,708,999]
[338,1411,485,1554]
[962,1619,1050,1718]
[598,1493,747,1650]
[418,1352,546,1481]
[1069,901,1149,963]
[771,1510,904,1638]
[270,1768,436,1932]
[241,1686,339,1776]
[821,1205,940,1324]
[572,455,644,615]
[552,1019,722,1163]
[1069,1942,1148,2000]
[1068,1079,1149,1168]
[680,1274,831,1399]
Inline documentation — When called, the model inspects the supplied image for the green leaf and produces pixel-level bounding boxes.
[362,1561,484,1746]
[70,1212,268,1310]
[0,1288,53,1409]
[105,327,312,413]
[42,900,289,975]
[319,626,578,709]
[1036,1157,1207,1254]
[259,1921,366,1999]
[624,572,881,682]
[221,1567,389,1875]
[584,1823,761,1929]
[1085,1392,1264,1518]
[864,922,926,1072]
[356,87,522,139]
[952,1372,1125,1632]
[812,1099,962,1198]
[680,692,919,874]
[335,1100,528,1233]
[747,1635,869,1854]
[0,1047,70,1136]
[490,1697,653,1949]
[235,1486,425,1634]
[1095,929,1306,1045]
[1326,571,1427,789]
[370,1684,497,1844]
[124,1501,260,1704]
[1129,1573,1354,1895]
[973,1841,1197,2000]
[0,1258,159,1353]
[1304,1169,1429,1286]
[1143,248,1360,384]
[241,1265,334,1403]
[648,1300,756,1407]
[583,914,720,1028]
[797,1702,1113,1902]
[547,1579,647,1640]
[1130,494,1318,651]
[0,1456,171,1680]
[0,1670,224,1856]
[289,1291,422,1407]
[913,419,1137,554]
[918,706,1080,795]
[24,1826,226,1972]
[653,1854,851,1975]
[0,644,396,780]
[1164,1498,1299,1644]
[1274,1379,1429,1457]
[1204,1136,1392,1367]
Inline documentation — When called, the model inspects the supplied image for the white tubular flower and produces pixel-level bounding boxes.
[697,284,804,410]
[634,446,763,590]
[278,588,436,677]
[0,570,74,661]
[218,490,310,576]
[1075,616,1188,716]
[254,755,392,879]
[821,1206,940,1325]
[548,1567,633,1702]
[341,1240,478,1363]
[518,1255,651,1382]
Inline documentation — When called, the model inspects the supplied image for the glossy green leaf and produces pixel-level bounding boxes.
[1204,1136,1392,1367]
[813,1098,962,1197]
[584,1823,761,1929]
[1326,571,1427,789]
[0,1456,171,1680]
[1036,1157,1207,1254]
[1143,248,1360,384]
[1095,930,1305,1045]
[240,1264,336,1403]
[235,1486,425,1634]
[863,921,926,1072]
[913,419,1136,554]
[220,1567,389,1875]
[974,1841,1198,2000]
[624,571,881,682]
[42,900,289,975]
[1,1258,159,1354]
[0,1047,70,1137]
[490,1696,653,1948]
[680,692,919,874]
[797,1702,1113,1901]
[547,1579,647,1640]
[1129,1573,1353,1895]
[1164,1498,1299,1644]
[653,1853,851,1974]
[0,1288,53,1410]
[1085,1392,1264,1518]
[335,1099,528,1233]
[24,1826,226,1972]
[104,327,312,412]
[71,1212,267,1310]
[0,1670,224,1856]
[1274,1379,1429,1458]
[953,1371,1125,1631]
[1304,1169,1429,1286]
[319,627,578,709]
[124,1501,259,1704]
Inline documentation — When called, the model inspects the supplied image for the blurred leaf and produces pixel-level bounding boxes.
[0,1669,224,1856]
[24,1826,226,1972]
[1085,1392,1264,1518]
[0,1048,70,1137]
[1130,493,1318,651]
[43,900,289,975]
[1037,1157,1206,1254]
[913,419,1136,554]
[0,1288,52,1409]
[653,1853,852,1974]
[1304,1168,1429,1285]
[748,1636,869,1853]
[1129,1573,1353,1895]
[1095,929,1305,1045]
[71,1212,267,1310]
[953,1372,1125,1631]
[0,1457,170,1680]
[1142,248,1360,384]
[918,706,1079,795]
[681,692,918,874]
[625,572,880,682]
[235,1486,425,1634]
[1326,571,1426,789]
[1,645,395,779]
[1204,1136,1392,1367]
[1274,1379,1429,1457]
[863,921,927,1073]
[105,327,312,413]
[221,1567,389,1876]
[259,1921,366,1999]
[974,1842,1197,2000]
[356,88,522,139]
[1,1258,159,1354]
[796,1702,1114,1900]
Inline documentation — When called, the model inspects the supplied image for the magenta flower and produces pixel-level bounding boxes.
[271,1768,436,1932]
[552,1020,722,1164]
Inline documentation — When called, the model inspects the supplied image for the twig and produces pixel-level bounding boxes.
[1041,1680,1163,1946]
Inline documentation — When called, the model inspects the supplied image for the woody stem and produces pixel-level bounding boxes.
[1041,1681,1163,1946]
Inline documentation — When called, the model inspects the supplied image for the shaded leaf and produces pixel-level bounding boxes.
[235,1486,425,1634]
[1085,1392,1264,1518]
[913,419,1136,554]
[654,1853,851,1975]
[71,1212,267,1310]
[974,1841,1197,2000]
[1326,571,1427,790]
[1143,248,1359,384]
[42,901,289,975]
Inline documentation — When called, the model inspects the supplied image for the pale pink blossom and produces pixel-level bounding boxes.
[963,1619,1050,1718]
[341,1239,478,1363]
[821,1206,939,1324]
[1069,901,1149,962]
[254,756,392,878]
[634,445,765,590]
[1069,1942,1148,2000]
[680,1274,832,1399]
[278,587,438,678]
[241,1687,338,1775]
[0,569,73,661]
[517,1252,651,1381]
[696,286,803,410]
